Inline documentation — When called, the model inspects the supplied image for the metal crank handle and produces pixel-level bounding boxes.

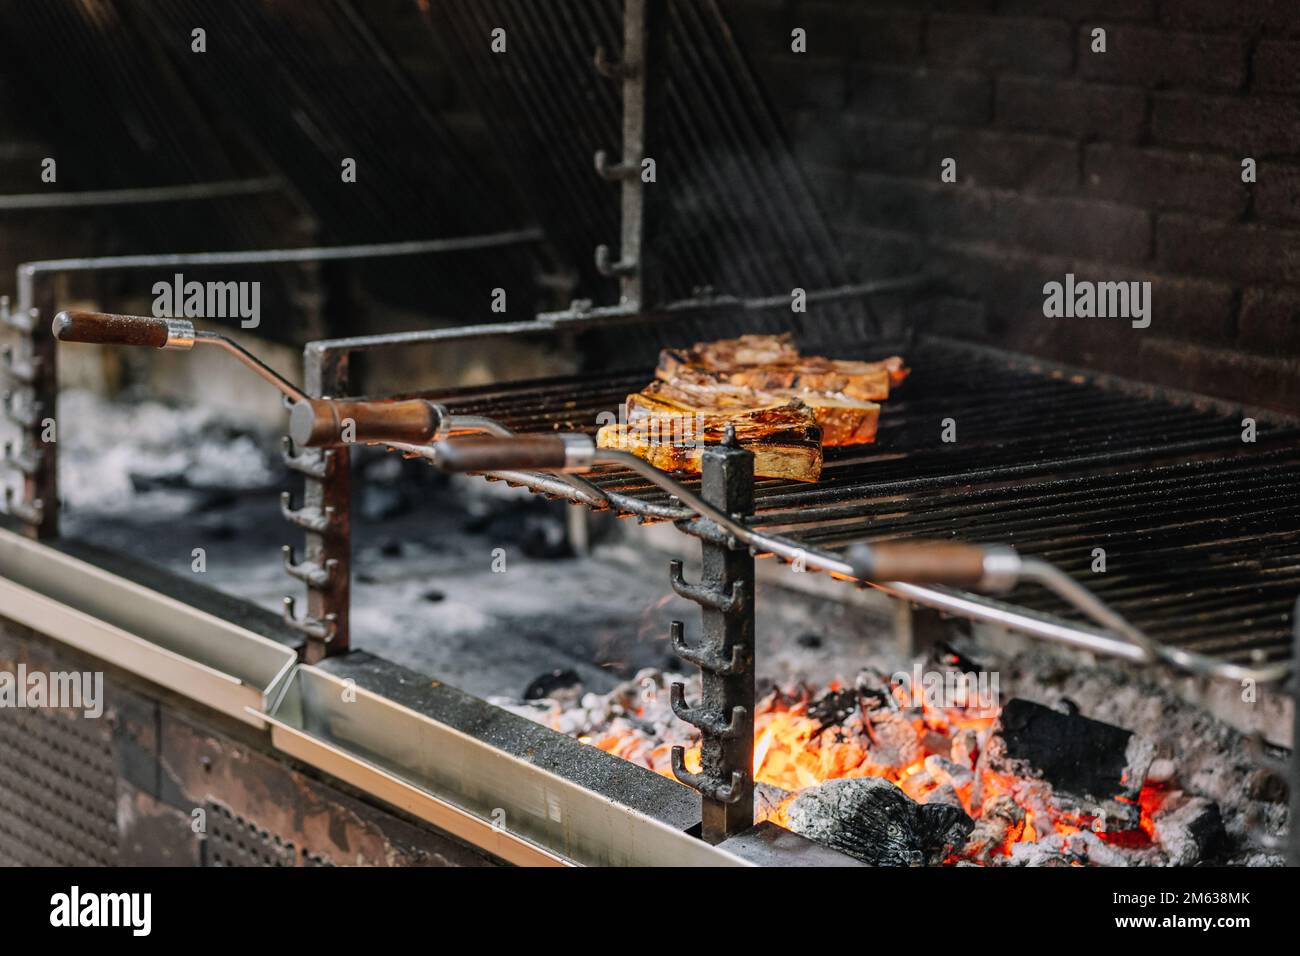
[289,399,516,448]
[431,434,596,473]
[53,310,307,403]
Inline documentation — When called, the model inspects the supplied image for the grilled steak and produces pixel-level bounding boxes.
[630,377,878,447]
[595,421,816,481]
[657,333,908,402]
[599,378,821,480]
[657,332,801,378]
[601,334,904,482]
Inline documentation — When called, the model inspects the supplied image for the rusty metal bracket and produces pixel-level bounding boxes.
[593,44,630,81]
[669,559,745,613]
[2,390,42,429]
[594,150,639,181]
[667,427,757,842]
[281,436,336,480]
[670,748,744,805]
[594,244,638,278]
[3,487,43,526]
[0,282,57,539]
[670,620,746,676]
[1,441,41,477]
[279,491,340,534]
[669,682,747,738]
[282,545,339,589]
[281,596,338,643]
[591,0,667,309]
[281,344,352,663]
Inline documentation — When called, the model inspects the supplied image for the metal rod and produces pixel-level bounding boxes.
[16,227,544,285]
[1289,596,1300,866]
[197,333,308,404]
[308,274,930,355]
[0,176,282,211]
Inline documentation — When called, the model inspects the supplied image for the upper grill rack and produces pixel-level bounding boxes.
[415,337,1300,665]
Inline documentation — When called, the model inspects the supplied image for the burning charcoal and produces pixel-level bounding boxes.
[1152,792,1224,866]
[962,793,1025,861]
[854,668,901,713]
[899,771,934,802]
[786,777,973,866]
[950,729,979,769]
[1007,833,1070,867]
[924,754,974,790]
[924,783,964,809]
[865,712,922,770]
[1246,767,1287,804]
[524,668,583,701]
[807,686,860,735]
[982,698,1154,830]
[920,729,951,755]
[1145,757,1177,785]
[1064,830,1135,868]
[754,782,794,823]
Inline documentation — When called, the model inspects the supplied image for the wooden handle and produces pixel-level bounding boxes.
[433,435,570,473]
[52,310,173,348]
[852,541,990,587]
[289,399,444,447]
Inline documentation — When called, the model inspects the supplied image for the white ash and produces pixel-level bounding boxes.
[57,388,277,514]
[492,668,701,774]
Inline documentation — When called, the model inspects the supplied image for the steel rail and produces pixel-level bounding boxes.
[0,176,283,211]
[16,227,545,303]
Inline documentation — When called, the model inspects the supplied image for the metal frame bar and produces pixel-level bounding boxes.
[593,0,668,309]
[283,346,351,661]
[666,431,756,841]
[0,225,541,574]
[0,526,296,726]
[261,664,751,866]
[0,176,282,211]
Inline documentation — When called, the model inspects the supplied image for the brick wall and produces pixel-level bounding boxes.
[725,0,1300,414]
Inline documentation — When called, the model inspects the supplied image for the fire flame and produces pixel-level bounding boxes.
[580,676,1161,863]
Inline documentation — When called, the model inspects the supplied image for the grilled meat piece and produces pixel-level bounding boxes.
[657,333,908,402]
[606,334,904,480]
[656,333,801,379]
[595,425,823,482]
[596,398,823,482]
[727,361,892,402]
[630,377,878,447]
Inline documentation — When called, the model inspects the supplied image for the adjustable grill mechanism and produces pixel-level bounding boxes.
[51,306,1297,848]
[6,0,1296,864]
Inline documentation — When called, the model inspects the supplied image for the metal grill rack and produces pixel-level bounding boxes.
[412,337,1300,667]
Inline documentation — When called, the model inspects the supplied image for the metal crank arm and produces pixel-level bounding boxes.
[53,310,307,402]
[52,310,530,451]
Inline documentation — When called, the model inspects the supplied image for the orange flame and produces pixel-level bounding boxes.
[579,681,1158,862]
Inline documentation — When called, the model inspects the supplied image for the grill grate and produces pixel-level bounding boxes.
[415,337,1300,665]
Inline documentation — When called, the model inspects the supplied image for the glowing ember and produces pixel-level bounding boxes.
[500,668,1164,865]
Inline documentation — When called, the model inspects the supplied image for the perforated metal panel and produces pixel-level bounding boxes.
[199,800,337,867]
[0,706,118,865]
